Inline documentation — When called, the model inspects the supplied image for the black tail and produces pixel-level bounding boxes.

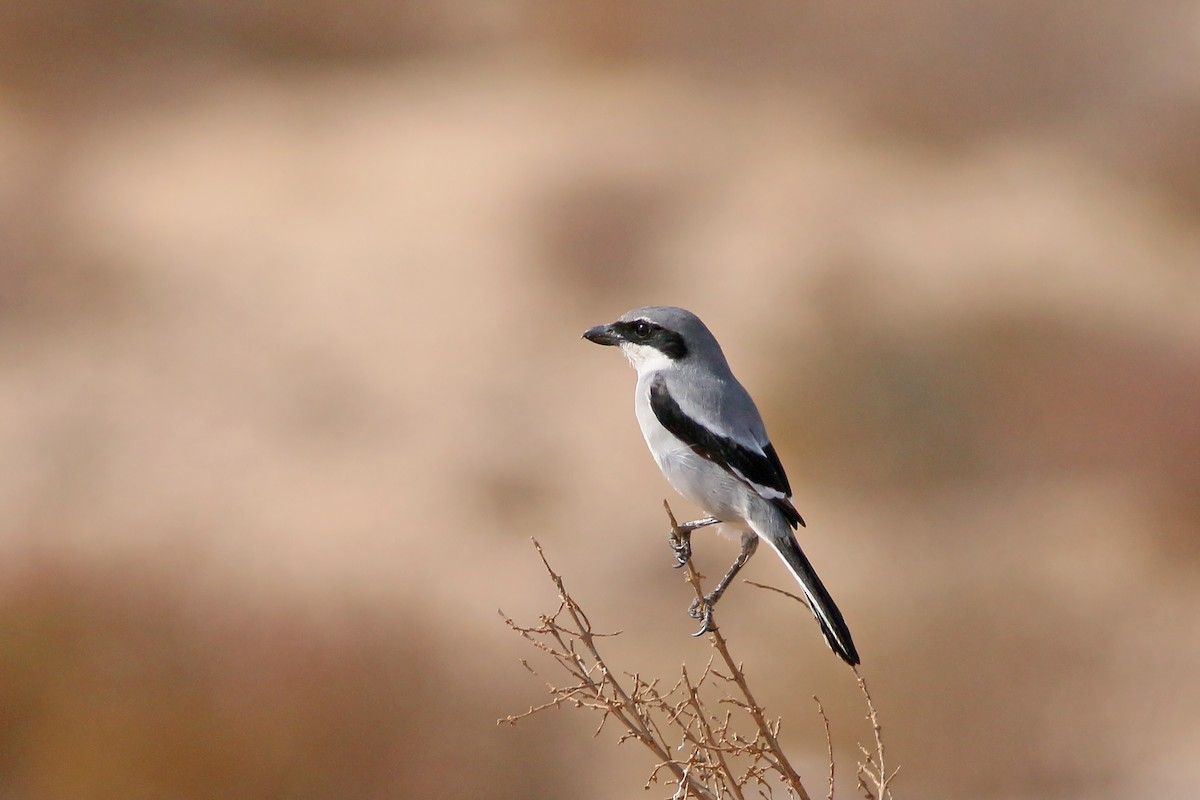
[767,534,860,666]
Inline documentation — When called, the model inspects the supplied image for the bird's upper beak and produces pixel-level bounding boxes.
[582,323,621,346]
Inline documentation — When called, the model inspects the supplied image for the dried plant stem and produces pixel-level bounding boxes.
[743,583,897,800]
[501,503,897,799]
[501,539,720,800]
[813,697,835,800]
[853,666,898,800]
[681,666,745,800]
[663,501,814,800]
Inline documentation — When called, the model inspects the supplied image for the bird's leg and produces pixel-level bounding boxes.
[689,533,759,635]
[669,515,720,568]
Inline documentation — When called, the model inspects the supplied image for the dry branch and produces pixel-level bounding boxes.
[499,503,897,800]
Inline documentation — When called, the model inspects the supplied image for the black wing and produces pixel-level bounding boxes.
[649,374,805,528]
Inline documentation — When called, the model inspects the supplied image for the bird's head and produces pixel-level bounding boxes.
[583,306,720,373]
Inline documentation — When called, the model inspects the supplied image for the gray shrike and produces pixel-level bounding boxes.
[583,306,859,665]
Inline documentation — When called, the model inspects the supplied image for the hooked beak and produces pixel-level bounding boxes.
[582,323,622,346]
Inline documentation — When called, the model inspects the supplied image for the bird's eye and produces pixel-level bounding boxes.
[634,321,651,338]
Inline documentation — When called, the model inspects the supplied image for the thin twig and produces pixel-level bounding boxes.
[813,696,835,800]
[744,580,807,605]
[853,667,898,800]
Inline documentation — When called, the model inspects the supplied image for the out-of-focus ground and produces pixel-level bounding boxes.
[1,2,1199,798]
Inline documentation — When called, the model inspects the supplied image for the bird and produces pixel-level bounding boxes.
[583,306,859,665]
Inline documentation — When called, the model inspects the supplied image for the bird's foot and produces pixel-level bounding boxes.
[669,516,719,568]
[688,594,718,636]
[669,530,692,568]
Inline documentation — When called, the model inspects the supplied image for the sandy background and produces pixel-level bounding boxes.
[1,2,1199,798]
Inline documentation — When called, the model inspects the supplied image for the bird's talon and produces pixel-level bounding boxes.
[687,596,716,635]
[669,531,692,568]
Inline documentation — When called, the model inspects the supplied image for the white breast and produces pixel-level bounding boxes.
[632,372,750,525]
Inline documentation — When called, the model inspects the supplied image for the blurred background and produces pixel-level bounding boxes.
[1,1,1198,798]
